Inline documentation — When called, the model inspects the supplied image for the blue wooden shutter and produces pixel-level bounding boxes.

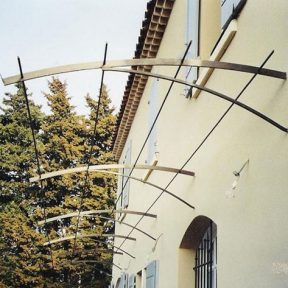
[122,140,131,208]
[147,79,158,164]
[146,260,157,288]
[128,274,135,288]
[186,0,200,82]
[120,273,128,288]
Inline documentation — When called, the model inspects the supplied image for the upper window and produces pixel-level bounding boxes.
[118,140,132,209]
[221,0,247,29]
[186,0,200,82]
[147,79,159,165]
[146,260,158,288]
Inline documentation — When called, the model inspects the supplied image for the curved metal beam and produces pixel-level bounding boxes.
[73,248,123,256]
[38,208,157,226]
[29,163,195,182]
[2,58,285,85]
[72,262,113,277]
[73,259,121,271]
[43,233,136,246]
[94,169,195,209]
[37,169,194,226]
[98,215,156,241]
[89,239,135,259]
[105,68,288,132]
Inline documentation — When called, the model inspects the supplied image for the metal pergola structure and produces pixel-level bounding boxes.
[2,46,286,277]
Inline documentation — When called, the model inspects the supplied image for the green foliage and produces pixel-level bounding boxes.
[0,79,117,287]
[0,85,43,204]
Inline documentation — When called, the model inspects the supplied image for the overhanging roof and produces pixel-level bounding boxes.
[112,0,175,160]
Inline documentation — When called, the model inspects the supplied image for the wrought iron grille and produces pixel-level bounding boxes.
[194,221,217,288]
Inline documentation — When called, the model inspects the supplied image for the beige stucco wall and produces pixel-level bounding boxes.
[112,0,288,287]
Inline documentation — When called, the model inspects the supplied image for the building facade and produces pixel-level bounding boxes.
[111,0,288,287]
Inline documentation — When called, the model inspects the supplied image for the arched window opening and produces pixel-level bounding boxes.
[179,216,217,288]
[194,221,217,288]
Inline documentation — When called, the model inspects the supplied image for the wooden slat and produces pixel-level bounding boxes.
[29,163,195,182]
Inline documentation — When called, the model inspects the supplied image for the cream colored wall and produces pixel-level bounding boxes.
[113,0,288,287]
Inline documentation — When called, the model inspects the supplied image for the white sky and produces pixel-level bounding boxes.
[0,0,149,115]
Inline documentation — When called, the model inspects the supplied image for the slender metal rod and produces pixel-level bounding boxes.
[17,57,54,267]
[99,170,195,209]
[72,262,113,277]
[114,41,193,211]
[38,209,157,226]
[72,43,108,258]
[209,221,213,288]
[98,215,156,240]
[115,51,275,254]
[195,249,198,288]
[104,68,288,132]
[90,239,135,259]
[73,259,121,270]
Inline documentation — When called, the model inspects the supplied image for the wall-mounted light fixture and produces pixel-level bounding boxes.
[225,159,249,198]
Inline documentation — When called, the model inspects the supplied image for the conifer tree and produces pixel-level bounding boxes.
[38,78,116,286]
[0,79,116,287]
[0,85,53,287]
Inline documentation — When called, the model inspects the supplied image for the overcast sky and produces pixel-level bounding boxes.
[0,0,149,115]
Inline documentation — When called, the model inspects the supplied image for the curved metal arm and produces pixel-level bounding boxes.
[2,58,285,85]
[72,262,113,277]
[73,259,121,271]
[104,68,288,132]
[29,163,195,182]
[37,169,194,226]
[98,215,156,241]
[38,208,157,226]
[90,239,135,259]
[43,233,136,246]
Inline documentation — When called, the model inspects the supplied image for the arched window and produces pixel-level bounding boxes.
[179,216,217,288]
[194,221,217,288]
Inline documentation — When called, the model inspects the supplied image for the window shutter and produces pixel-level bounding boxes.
[122,140,132,208]
[186,0,200,82]
[147,79,158,164]
[128,274,135,288]
[146,260,157,288]
[120,273,128,288]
